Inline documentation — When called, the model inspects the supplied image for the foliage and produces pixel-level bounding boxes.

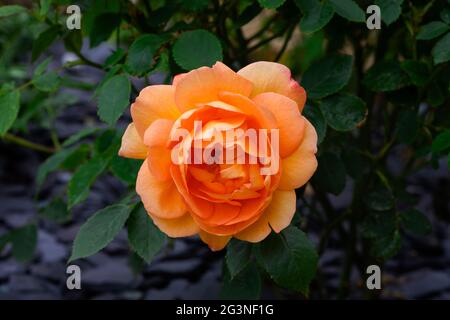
[0,0,449,299]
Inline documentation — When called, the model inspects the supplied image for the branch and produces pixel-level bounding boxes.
[2,133,55,154]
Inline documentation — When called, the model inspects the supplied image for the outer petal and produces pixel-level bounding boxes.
[238,61,306,112]
[118,123,148,159]
[234,213,271,243]
[278,117,318,191]
[235,189,296,242]
[253,92,305,158]
[131,85,180,138]
[136,160,187,219]
[175,62,253,113]
[172,73,187,86]
[151,213,199,238]
[266,190,296,233]
[144,119,174,181]
[199,230,231,251]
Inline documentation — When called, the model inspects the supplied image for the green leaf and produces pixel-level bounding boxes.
[400,209,431,236]
[0,90,20,135]
[257,227,318,295]
[220,262,261,300]
[82,0,121,35]
[11,224,37,263]
[375,0,403,25]
[62,127,99,147]
[36,146,79,189]
[104,48,126,67]
[153,50,170,73]
[312,152,346,195]
[365,188,394,211]
[363,209,402,259]
[363,61,411,92]
[297,0,335,34]
[180,0,210,11]
[320,93,366,131]
[296,31,325,70]
[64,29,83,54]
[34,57,52,76]
[40,198,71,223]
[110,155,141,184]
[432,129,450,153]
[94,64,122,98]
[173,29,223,70]
[94,129,121,156]
[371,229,402,259]
[89,13,121,48]
[0,5,26,17]
[225,239,252,279]
[400,60,430,87]
[127,205,166,263]
[97,75,131,126]
[396,109,419,144]
[329,0,365,22]
[32,25,60,61]
[258,0,286,9]
[302,54,353,99]
[39,0,52,17]
[129,251,146,275]
[126,34,168,75]
[432,32,450,65]
[342,148,370,179]
[31,58,62,93]
[68,157,109,209]
[441,8,450,24]
[60,144,90,170]
[303,104,326,143]
[362,210,397,239]
[417,21,449,40]
[70,204,131,262]
[32,72,61,92]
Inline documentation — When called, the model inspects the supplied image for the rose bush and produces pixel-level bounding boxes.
[119,61,317,250]
[1,0,449,299]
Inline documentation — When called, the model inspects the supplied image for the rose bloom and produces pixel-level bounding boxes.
[119,61,318,250]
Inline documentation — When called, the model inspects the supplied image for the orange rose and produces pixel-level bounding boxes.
[118,61,318,250]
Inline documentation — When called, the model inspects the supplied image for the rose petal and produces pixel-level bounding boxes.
[218,91,277,129]
[234,213,271,243]
[136,160,187,219]
[175,62,253,113]
[235,189,296,242]
[131,85,180,138]
[266,190,296,233]
[278,117,318,191]
[118,123,148,159]
[199,230,231,251]
[237,61,306,112]
[151,212,199,238]
[172,73,187,86]
[144,119,174,181]
[171,164,214,219]
[253,92,305,158]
